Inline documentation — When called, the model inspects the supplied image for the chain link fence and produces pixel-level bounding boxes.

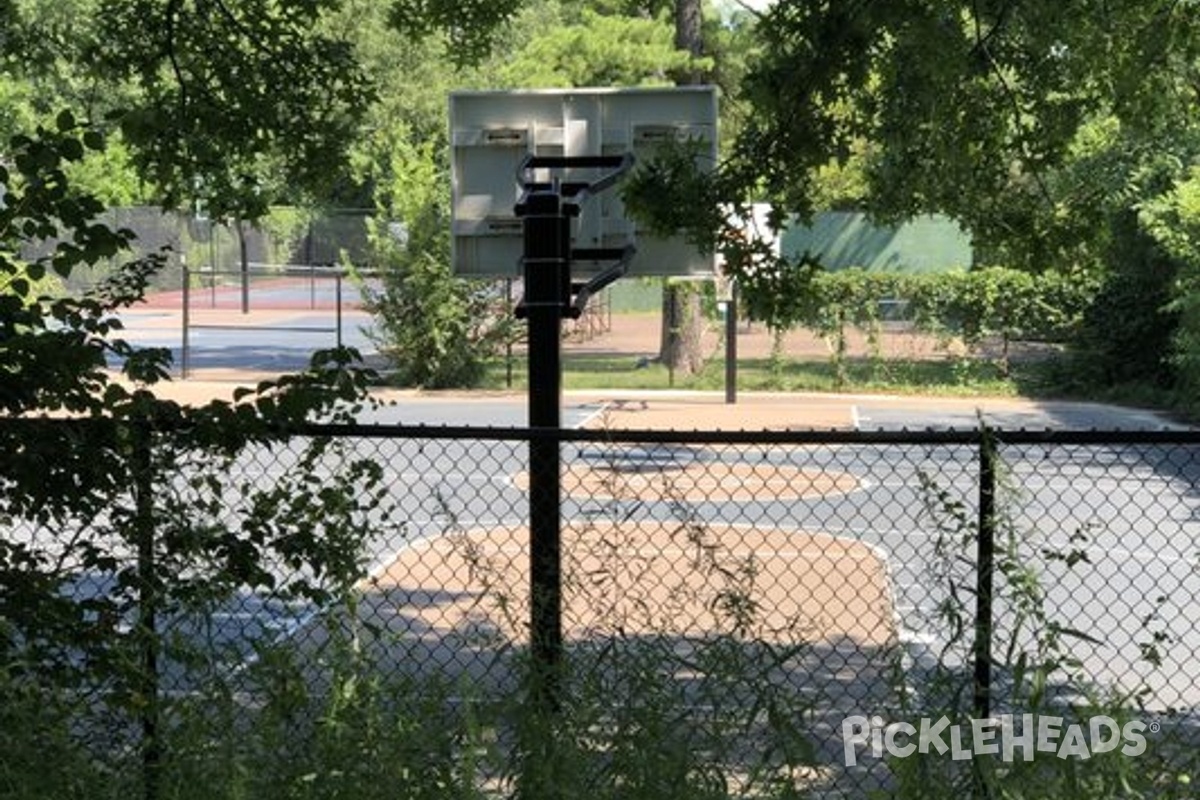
[19,207,373,295]
[2,419,1199,798]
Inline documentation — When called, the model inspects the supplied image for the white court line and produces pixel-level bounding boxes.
[572,401,612,430]
[415,542,888,561]
[868,526,1199,566]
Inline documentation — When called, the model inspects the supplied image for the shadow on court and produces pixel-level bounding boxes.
[282,520,906,795]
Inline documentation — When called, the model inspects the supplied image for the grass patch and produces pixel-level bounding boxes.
[470,349,1194,421]
[485,353,1047,397]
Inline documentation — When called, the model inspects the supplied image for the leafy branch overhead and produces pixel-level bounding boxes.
[734,0,1200,258]
[2,117,386,763]
[92,0,375,220]
[620,137,819,334]
[388,0,524,66]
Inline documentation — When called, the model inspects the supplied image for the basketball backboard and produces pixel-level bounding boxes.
[449,86,718,278]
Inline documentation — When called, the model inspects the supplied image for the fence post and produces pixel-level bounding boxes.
[725,281,738,405]
[131,419,161,800]
[181,266,190,379]
[238,221,250,315]
[335,271,343,349]
[974,428,997,721]
[505,278,515,389]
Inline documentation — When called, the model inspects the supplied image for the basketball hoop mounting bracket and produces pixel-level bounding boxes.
[513,153,636,320]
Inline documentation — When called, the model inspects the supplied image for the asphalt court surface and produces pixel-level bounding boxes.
[110,379,1200,709]
[370,394,1196,715]
[258,392,1195,716]
[87,291,1200,716]
[115,306,379,375]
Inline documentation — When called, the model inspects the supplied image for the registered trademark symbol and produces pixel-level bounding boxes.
[1149,721,1161,734]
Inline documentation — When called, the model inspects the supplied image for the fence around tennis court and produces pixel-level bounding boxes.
[177,265,364,377]
[3,419,1199,799]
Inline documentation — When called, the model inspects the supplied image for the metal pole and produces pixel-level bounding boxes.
[666,286,677,388]
[208,219,217,309]
[725,282,738,405]
[238,220,250,315]
[974,430,997,720]
[181,266,190,379]
[505,278,514,389]
[131,420,160,800]
[335,271,343,349]
[521,189,569,709]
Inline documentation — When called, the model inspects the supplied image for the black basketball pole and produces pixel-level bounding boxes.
[519,187,570,707]
[515,154,635,713]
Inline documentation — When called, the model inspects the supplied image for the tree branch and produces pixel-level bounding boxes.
[164,0,189,127]
[725,0,764,20]
[970,0,1057,210]
[209,0,281,59]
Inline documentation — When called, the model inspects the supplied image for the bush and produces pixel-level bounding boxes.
[770,267,1097,383]
[1073,215,1180,388]
[908,267,1098,373]
[365,241,513,389]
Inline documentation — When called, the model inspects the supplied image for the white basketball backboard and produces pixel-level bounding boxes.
[449,86,718,278]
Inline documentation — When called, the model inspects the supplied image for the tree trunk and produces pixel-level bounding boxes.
[673,0,704,85]
[660,282,705,383]
[658,0,707,375]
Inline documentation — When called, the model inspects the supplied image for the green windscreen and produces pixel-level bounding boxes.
[780,212,972,273]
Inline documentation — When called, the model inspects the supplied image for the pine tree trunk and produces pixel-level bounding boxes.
[673,0,704,85]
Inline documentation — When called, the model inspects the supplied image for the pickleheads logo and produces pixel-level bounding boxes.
[841,714,1148,767]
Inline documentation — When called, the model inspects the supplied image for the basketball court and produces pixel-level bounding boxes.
[367,521,896,649]
[91,85,1199,728]
[374,82,900,668]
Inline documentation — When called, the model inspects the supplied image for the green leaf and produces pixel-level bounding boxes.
[1056,626,1104,645]
[60,137,84,162]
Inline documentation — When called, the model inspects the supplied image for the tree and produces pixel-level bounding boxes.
[496,8,700,86]
[2,117,386,796]
[340,1,522,388]
[387,0,525,67]
[731,1,1197,244]
[676,0,1200,394]
[3,0,378,221]
[1142,165,1200,399]
[2,0,396,776]
[2,0,383,317]
[352,0,723,386]
[658,0,710,380]
[92,0,374,221]
[360,139,516,389]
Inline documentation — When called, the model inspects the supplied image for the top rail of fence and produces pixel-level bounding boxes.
[4,416,1196,446]
[191,264,383,279]
[294,423,1200,446]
